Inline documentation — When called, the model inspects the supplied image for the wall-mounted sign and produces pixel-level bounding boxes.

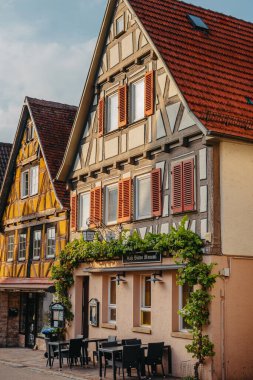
[89,298,99,327]
[122,251,161,264]
[50,303,65,328]
[83,230,96,242]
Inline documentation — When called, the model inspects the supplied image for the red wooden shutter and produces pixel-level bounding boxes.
[98,98,104,136]
[151,168,162,217]
[118,85,128,128]
[117,178,132,223]
[183,159,195,211]
[90,187,102,228]
[145,71,154,117]
[71,193,77,231]
[172,163,183,213]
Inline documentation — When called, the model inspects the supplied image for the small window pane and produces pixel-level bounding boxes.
[47,227,55,258]
[107,93,118,133]
[131,79,145,122]
[7,235,15,261]
[21,171,29,198]
[141,276,151,326]
[109,277,116,323]
[141,310,151,326]
[136,175,151,219]
[110,278,116,305]
[79,192,90,230]
[18,233,26,260]
[33,230,41,259]
[179,284,193,331]
[116,15,124,35]
[30,166,39,196]
[109,308,116,322]
[105,185,118,225]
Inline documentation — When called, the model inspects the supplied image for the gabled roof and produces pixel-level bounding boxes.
[0,143,12,190]
[58,0,253,180]
[128,0,253,139]
[0,97,77,218]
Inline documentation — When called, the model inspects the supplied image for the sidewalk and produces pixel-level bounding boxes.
[0,348,179,380]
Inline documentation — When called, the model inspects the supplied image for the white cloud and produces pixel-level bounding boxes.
[0,23,96,143]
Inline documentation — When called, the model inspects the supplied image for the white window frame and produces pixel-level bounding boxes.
[135,174,151,220]
[115,15,124,36]
[18,233,26,261]
[179,284,193,332]
[7,234,15,262]
[131,78,145,123]
[21,170,29,199]
[79,192,90,231]
[106,92,118,133]
[104,184,118,226]
[140,275,151,327]
[46,227,56,259]
[108,276,116,324]
[30,166,39,196]
[33,230,42,260]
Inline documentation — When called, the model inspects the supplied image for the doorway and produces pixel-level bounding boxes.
[20,293,39,348]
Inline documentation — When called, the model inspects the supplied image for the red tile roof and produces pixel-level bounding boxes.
[0,143,12,189]
[27,97,77,207]
[129,0,253,140]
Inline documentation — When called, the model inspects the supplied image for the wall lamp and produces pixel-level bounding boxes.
[146,271,163,284]
[112,272,126,286]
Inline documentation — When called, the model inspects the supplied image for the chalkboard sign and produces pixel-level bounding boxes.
[50,303,65,328]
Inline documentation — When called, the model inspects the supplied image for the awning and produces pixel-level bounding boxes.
[0,277,54,292]
[84,264,184,273]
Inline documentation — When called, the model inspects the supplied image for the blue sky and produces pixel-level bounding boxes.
[0,0,252,143]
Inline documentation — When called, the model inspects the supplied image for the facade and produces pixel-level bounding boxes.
[0,97,77,348]
[57,1,253,379]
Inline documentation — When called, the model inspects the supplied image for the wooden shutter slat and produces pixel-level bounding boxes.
[183,159,195,211]
[118,85,128,128]
[90,187,102,228]
[151,168,162,217]
[71,194,77,231]
[172,163,183,213]
[145,71,154,117]
[117,178,132,223]
[98,98,104,136]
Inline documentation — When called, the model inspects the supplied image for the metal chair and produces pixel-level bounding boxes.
[114,345,142,380]
[101,340,121,377]
[93,336,117,366]
[60,338,83,368]
[144,342,165,378]
[44,337,58,367]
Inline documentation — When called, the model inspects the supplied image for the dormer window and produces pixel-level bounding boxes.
[187,14,209,31]
[116,15,124,36]
[246,97,253,105]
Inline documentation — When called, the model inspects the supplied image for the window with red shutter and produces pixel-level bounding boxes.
[183,159,195,211]
[151,168,162,217]
[117,178,132,223]
[145,71,154,117]
[172,163,183,213]
[118,85,128,128]
[71,194,77,231]
[98,98,104,136]
[90,187,102,228]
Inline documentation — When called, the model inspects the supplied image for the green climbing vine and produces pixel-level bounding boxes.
[51,218,218,379]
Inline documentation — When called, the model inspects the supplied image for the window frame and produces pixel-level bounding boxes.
[108,276,117,324]
[18,233,27,261]
[7,234,15,262]
[135,173,152,220]
[30,165,39,196]
[140,275,151,327]
[33,230,42,260]
[78,192,90,231]
[104,183,118,226]
[130,78,145,123]
[106,92,119,133]
[179,284,193,332]
[115,15,125,36]
[46,227,56,259]
[21,170,29,199]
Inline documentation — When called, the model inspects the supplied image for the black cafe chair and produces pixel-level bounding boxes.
[60,338,83,368]
[144,342,165,378]
[44,337,58,367]
[101,341,121,377]
[123,338,142,346]
[114,345,142,380]
[93,336,117,366]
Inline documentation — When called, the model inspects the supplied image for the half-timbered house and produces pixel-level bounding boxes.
[0,97,77,348]
[58,0,253,378]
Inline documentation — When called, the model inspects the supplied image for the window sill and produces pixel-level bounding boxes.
[101,323,117,330]
[7,259,14,263]
[18,258,26,262]
[171,331,193,340]
[132,326,151,335]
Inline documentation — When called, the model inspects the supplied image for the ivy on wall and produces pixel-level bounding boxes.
[51,218,218,379]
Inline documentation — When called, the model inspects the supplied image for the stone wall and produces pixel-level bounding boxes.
[0,292,8,347]
[0,292,20,347]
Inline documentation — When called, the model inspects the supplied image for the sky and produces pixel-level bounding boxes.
[0,0,253,143]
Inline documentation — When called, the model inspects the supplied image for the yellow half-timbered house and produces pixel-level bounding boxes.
[0,97,77,348]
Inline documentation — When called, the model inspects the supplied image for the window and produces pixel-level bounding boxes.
[105,184,118,225]
[18,233,26,261]
[108,277,116,323]
[21,170,29,198]
[141,276,151,326]
[46,227,55,258]
[136,174,151,220]
[131,79,145,122]
[79,192,90,230]
[179,284,193,331]
[187,14,209,31]
[30,166,39,196]
[33,230,41,259]
[116,15,124,35]
[7,235,15,261]
[107,93,118,133]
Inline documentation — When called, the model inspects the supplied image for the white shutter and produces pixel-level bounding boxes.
[30,166,39,196]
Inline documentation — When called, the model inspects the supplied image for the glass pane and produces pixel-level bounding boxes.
[79,193,90,229]
[109,308,116,322]
[116,16,124,34]
[137,176,151,218]
[107,187,118,223]
[110,278,116,305]
[144,277,151,307]
[132,80,144,122]
[141,311,151,326]
[107,93,118,132]
[182,284,193,330]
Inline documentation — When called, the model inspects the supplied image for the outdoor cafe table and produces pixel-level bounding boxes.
[48,340,70,369]
[98,344,172,380]
[82,337,108,365]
